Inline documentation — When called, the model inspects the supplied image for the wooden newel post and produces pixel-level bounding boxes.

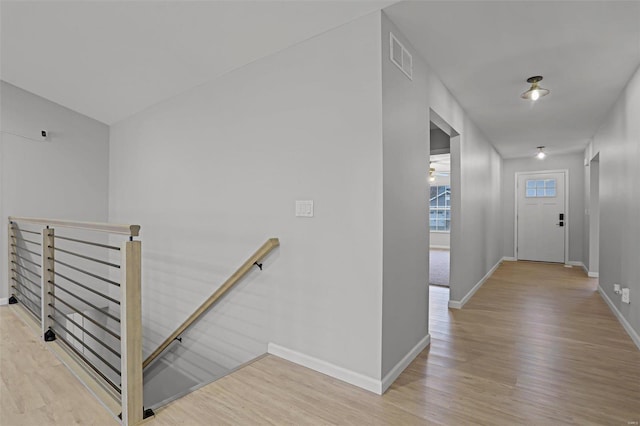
[42,227,56,340]
[7,223,17,301]
[120,240,143,426]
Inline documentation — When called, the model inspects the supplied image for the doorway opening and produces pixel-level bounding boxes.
[428,110,458,297]
[588,153,600,276]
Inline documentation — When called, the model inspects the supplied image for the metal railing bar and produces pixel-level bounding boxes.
[53,259,119,287]
[10,289,41,319]
[12,270,41,288]
[50,282,120,323]
[50,327,122,393]
[12,228,41,236]
[13,253,41,268]
[55,235,120,251]
[12,236,42,246]
[49,304,121,358]
[11,261,42,278]
[11,280,41,299]
[48,316,122,376]
[49,293,121,340]
[11,244,41,257]
[51,247,120,269]
[52,271,120,305]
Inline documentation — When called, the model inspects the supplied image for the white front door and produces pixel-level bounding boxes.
[517,171,566,263]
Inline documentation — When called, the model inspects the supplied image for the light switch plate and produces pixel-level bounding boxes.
[622,288,630,304]
[295,200,314,217]
[614,284,621,294]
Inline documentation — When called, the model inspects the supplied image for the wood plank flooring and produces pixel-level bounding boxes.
[2,260,639,425]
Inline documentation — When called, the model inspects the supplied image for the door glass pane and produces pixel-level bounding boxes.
[536,180,545,188]
[526,189,536,197]
[545,179,556,188]
[545,188,556,197]
[526,180,535,189]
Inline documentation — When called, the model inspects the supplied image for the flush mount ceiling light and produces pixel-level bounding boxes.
[521,76,550,101]
[536,146,546,159]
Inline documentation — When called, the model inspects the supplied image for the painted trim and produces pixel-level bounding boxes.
[0,298,8,306]
[267,343,382,394]
[565,261,598,277]
[501,256,517,262]
[449,258,502,309]
[429,245,450,250]
[381,334,430,393]
[514,169,569,263]
[598,285,640,351]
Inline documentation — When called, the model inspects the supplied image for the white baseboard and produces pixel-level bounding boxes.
[429,245,450,250]
[0,298,8,306]
[381,334,430,393]
[268,343,383,394]
[598,285,640,351]
[449,258,502,309]
[588,271,599,278]
[501,256,517,262]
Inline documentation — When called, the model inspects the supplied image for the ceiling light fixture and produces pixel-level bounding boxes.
[521,76,550,101]
[536,146,546,160]
[429,167,436,182]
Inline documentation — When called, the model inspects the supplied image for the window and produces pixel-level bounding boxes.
[525,179,556,197]
[430,185,450,231]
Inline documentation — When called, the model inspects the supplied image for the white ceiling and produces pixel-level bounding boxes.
[2,1,639,159]
[1,0,392,124]
[385,1,640,159]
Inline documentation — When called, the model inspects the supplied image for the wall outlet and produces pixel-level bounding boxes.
[614,284,621,294]
[621,288,630,304]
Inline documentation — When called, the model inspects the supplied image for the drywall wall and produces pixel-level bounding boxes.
[588,64,640,342]
[502,153,585,264]
[381,14,430,382]
[109,12,384,386]
[0,81,110,300]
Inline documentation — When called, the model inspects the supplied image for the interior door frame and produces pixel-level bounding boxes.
[514,169,569,264]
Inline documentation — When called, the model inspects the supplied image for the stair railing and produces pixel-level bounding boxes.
[143,237,280,369]
[7,216,144,426]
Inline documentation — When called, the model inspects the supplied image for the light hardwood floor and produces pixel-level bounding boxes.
[2,261,639,425]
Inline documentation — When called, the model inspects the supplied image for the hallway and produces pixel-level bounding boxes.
[2,261,639,424]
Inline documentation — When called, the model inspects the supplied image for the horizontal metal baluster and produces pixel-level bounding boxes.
[55,235,120,251]
[52,271,119,305]
[49,304,121,358]
[53,247,119,268]
[53,259,119,287]
[49,327,121,393]
[48,316,121,376]
[11,261,42,278]
[49,293,120,340]
[49,282,120,323]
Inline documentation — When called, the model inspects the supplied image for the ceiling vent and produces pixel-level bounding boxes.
[390,33,412,80]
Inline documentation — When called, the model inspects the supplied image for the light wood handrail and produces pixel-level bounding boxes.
[143,238,280,369]
[9,216,140,237]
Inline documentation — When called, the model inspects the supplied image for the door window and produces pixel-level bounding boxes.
[525,179,556,198]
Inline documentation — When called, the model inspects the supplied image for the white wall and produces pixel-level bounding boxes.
[587,65,640,341]
[502,153,585,264]
[381,14,430,381]
[0,81,110,300]
[109,12,384,385]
